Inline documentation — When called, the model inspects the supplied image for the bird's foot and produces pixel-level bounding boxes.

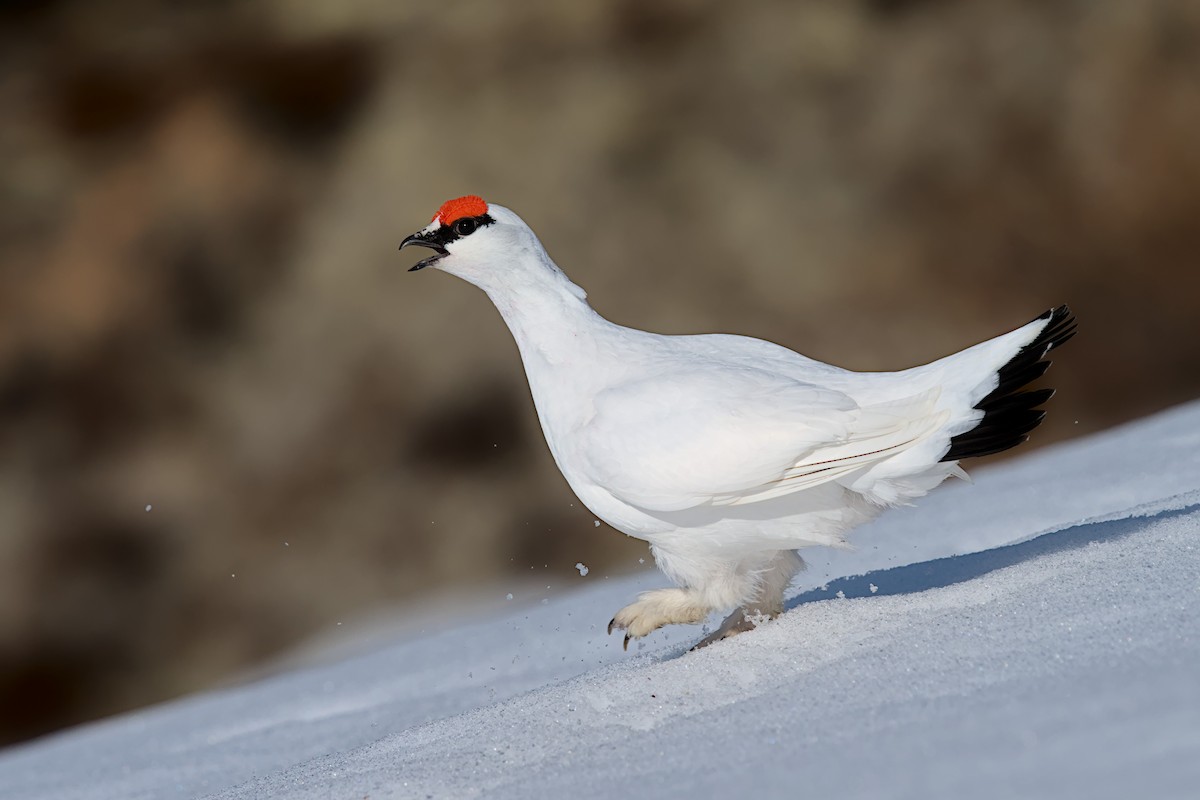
[689,606,775,650]
[607,589,710,651]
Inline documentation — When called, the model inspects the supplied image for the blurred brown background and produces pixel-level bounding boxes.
[2,0,1198,747]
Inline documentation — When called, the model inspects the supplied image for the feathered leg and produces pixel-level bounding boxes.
[691,550,805,649]
[608,548,805,650]
[608,588,711,650]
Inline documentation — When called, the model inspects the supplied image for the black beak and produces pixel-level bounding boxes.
[400,231,449,272]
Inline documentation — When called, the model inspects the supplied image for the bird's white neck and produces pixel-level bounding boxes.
[481,254,610,370]
[438,227,628,453]
[476,251,625,464]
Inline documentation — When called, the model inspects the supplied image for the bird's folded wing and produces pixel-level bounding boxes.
[580,369,945,512]
[711,395,948,506]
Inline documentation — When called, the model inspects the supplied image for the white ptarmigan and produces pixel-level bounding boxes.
[402,196,1076,649]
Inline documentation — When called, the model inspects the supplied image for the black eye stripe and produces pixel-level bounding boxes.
[427,213,494,248]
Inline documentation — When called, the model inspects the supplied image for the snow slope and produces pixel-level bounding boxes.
[2,402,1199,800]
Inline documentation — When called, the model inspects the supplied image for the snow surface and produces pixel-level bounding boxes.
[3,402,1199,800]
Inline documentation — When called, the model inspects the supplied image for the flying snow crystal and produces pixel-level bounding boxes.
[593,520,600,527]
[144,504,152,512]
[575,562,590,576]
[869,583,879,594]
[836,590,846,599]
[506,593,513,600]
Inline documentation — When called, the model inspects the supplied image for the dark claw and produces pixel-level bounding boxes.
[623,634,631,652]
[607,618,615,636]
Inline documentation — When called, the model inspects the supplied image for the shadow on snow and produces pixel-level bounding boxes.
[785,501,1199,611]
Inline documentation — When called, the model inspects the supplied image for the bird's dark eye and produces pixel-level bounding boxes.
[452,217,477,237]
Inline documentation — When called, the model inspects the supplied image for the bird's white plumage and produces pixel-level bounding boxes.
[583,374,951,511]
[407,202,1067,646]
[582,368,853,511]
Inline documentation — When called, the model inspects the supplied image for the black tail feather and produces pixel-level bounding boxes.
[942,305,1075,462]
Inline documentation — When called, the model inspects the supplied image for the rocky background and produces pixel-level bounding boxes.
[1,0,1198,746]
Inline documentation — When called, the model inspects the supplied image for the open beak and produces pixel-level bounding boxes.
[399,231,449,272]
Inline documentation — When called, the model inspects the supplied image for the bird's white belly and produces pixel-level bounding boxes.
[566,472,877,555]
